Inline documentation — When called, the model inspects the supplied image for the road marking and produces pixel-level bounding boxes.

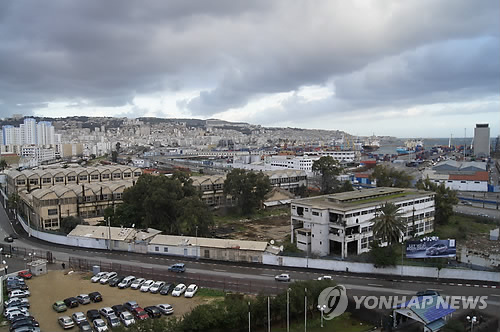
[428,289,443,292]
[367,284,383,287]
[491,294,500,297]
[213,269,226,272]
[260,274,275,277]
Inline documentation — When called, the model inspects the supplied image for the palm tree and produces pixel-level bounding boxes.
[372,202,405,246]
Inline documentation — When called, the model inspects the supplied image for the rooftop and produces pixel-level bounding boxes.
[149,234,269,251]
[68,225,136,241]
[292,187,433,212]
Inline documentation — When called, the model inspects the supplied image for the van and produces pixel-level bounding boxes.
[168,263,185,273]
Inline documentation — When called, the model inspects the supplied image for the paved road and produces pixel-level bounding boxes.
[454,204,500,220]
[0,203,499,317]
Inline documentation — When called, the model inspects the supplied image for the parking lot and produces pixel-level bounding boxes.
[23,270,211,331]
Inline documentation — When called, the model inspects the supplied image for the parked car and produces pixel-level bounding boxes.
[108,276,125,287]
[9,290,31,298]
[10,318,39,332]
[6,301,30,309]
[72,312,87,325]
[171,284,186,297]
[63,297,79,308]
[275,273,291,282]
[4,306,29,317]
[6,311,29,322]
[159,283,175,295]
[131,307,149,321]
[99,272,117,284]
[91,272,108,283]
[79,321,93,332]
[130,278,146,290]
[157,304,174,315]
[111,304,126,315]
[93,318,109,332]
[4,236,14,243]
[119,311,135,327]
[98,307,115,318]
[106,314,121,328]
[460,200,472,206]
[118,276,136,289]
[6,298,29,307]
[52,301,67,313]
[58,316,75,329]
[144,306,161,318]
[123,301,139,312]
[12,327,40,332]
[149,281,166,294]
[86,309,101,322]
[10,316,38,327]
[17,271,32,279]
[168,263,185,273]
[76,294,91,305]
[140,279,155,292]
[184,284,198,298]
[425,243,448,256]
[7,281,28,291]
[89,291,102,302]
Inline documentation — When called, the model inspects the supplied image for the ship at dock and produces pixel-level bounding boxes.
[396,139,424,154]
[361,137,380,152]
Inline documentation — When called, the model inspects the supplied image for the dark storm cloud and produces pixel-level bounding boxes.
[0,0,498,119]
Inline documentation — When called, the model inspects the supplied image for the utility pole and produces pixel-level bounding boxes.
[267,297,271,332]
[304,288,307,332]
[287,288,291,332]
[248,302,251,332]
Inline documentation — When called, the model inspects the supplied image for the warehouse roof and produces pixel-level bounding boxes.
[149,234,269,251]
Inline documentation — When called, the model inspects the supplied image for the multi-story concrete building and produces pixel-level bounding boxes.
[290,187,435,258]
[4,165,143,230]
[473,123,490,158]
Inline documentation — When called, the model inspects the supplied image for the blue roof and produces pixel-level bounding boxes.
[396,295,456,324]
[426,319,446,331]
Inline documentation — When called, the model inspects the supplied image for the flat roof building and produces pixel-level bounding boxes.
[291,187,435,257]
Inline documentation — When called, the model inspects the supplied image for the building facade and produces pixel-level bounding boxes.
[290,188,435,257]
[473,123,490,158]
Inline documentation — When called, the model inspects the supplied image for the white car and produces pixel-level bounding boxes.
[99,272,117,284]
[317,275,332,281]
[275,273,291,282]
[140,279,155,292]
[157,304,174,315]
[119,311,135,327]
[91,272,108,283]
[5,297,29,306]
[184,284,198,298]
[149,281,166,294]
[171,283,186,297]
[93,318,109,332]
[130,278,146,290]
[99,307,115,318]
[72,311,87,325]
[58,315,75,329]
[118,276,136,289]
[4,306,28,317]
[5,309,29,319]
[9,289,30,298]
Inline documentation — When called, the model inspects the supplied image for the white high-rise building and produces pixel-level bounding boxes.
[37,121,55,145]
[2,118,56,146]
[23,118,37,144]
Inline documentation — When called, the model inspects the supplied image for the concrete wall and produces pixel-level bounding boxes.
[263,254,500,283]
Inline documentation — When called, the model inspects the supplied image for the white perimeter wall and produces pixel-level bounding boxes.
[263,254,500,283]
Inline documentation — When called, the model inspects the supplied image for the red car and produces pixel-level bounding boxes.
[18,271,32,279]
[132,307,149,320]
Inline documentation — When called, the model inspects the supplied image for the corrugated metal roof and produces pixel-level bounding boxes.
[449,171,488,181]
[68,225,136,241]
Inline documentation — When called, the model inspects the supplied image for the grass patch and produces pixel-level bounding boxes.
[432,214,497,240]
[268,312,372,332]
[197,288,226,297]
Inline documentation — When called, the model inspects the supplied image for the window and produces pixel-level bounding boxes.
[312,211,319,216]
[16,179,26,185]
[55,176,64,183]
[102,173,110,179]
[90,174,99,180]
[134,171,142,177]
[48,209,58,216]
[155,246,159,252]
[163,247,168,252]
[29,179,38,185]
[123,172,131,178]
[112,173,121,179]
[67,176,76,182]
[461,181,466,184]
[79,175,88,181]
[42,178,52,184]
[115,193,123,199]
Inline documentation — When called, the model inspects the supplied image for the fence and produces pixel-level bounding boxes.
[68,257,287,296]
[0,244,54,264]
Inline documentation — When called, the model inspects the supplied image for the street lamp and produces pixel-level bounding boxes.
[467,316,477,332]
[317,304,327,328]
[248,301,251,332]
[287,288,291,332]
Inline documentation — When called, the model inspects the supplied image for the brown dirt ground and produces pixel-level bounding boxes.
[220,215,290,242]
[12,270,212,332]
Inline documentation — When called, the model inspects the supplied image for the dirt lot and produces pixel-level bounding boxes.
[19,270,212,332]
[216,214,290,242]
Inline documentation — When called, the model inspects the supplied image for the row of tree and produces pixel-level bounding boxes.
[114,279,337,332]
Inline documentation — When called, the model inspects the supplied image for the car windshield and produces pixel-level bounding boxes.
[187,287,194,291]
[123,313,132,319]
[96,321,105,327]
[175,286,182,290]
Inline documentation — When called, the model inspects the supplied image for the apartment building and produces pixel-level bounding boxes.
[290,188,435,258]
[473,123,490,158]
[267,155,319,172]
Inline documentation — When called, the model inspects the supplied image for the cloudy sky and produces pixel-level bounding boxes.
[0,0,498,137]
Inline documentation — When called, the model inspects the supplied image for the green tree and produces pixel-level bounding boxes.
[0,159,8,171]
[115,142,121,153]
[416,177,458,225]
[60,216,84,234]
[372,203,405,246]
[312,156,342,194]
[223,169,271,215]
[7,193,20,217]
[370,241,399,268]
[371,165,412,188]
[337,180,354,193]
[111,150,118,163]
[109,173,213,235]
